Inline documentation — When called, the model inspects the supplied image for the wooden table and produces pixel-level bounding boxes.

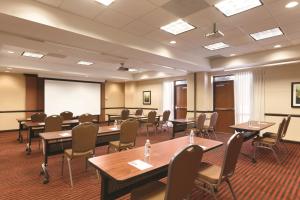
[169,118,195,138]
[230,121,275,163]
[39,125,120,184]
[16,117,31,143]
[89,136,223,200]
[23,119,80,154]
[107,114,160,124]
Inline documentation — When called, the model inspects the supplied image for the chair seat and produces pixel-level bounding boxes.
[197,162,222,184]
[254,136,276,145]
[131,181,166,200]
[263,132,277,139]
[64,149,93,158]
[109,141,134,149]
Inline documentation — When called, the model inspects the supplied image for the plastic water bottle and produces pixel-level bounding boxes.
[114,120,117,128]
[189,129,195,144]
[144,139,151,157]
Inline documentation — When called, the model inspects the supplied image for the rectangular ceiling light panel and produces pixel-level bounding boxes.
[250,27,283,40]
[215,0,262,16]
[204,42,229,50]
[160,19,195,35]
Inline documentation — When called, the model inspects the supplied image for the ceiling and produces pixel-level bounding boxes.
[0,0,300,81]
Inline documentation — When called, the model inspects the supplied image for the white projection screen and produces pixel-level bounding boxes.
[45,79,101,116]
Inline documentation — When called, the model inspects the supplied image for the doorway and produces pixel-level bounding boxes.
[213,78,235,133]
[174,80,187,119]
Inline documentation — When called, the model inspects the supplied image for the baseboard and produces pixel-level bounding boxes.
[0,129,18,133]
[283,139,300,144]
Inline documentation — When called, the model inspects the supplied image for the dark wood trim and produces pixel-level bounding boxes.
[283,139,300,144]
[0,109,44,113]
[265,113,300,118]
[187,110,214,113]
[104,107,158,110]
[193,73,197,120]
[43,77,104,84]
[0,129,19,133]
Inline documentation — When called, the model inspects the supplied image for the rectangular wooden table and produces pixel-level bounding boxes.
[39,125,120,184]
[16,117,31,143]
[89,136,223,200]
[230,121,275,163]
[107,114,160,123]
[23,119,80,154]
[169,118,195,138]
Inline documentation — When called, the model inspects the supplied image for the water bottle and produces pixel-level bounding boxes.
[114,120,117,128]
[189,129,195,144]
[144,139,151,157]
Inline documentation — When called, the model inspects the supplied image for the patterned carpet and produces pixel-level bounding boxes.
[0,128,299,200]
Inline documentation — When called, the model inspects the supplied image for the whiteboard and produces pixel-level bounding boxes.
[44,80,101,116]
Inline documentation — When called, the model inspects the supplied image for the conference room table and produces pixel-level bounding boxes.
[39,125,120,184]
[23,119,80,154]
[107,114,161,123]
[88,136,223,200]
[16,117,31,143]
[230,121,275,163]
[169,118,196,138]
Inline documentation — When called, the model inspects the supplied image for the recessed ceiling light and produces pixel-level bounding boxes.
[22,51,44,59]
[204,42,229,50]
[274,44,282,48]
[160,19,195,35]
[77,61,94,66]
[230,54,236,56]
[7,51,15,54]
[170,40,176,44]
[286,1,299,8]
[177,69,187,73]
[128,68,138,72]
[4,70,10,73]
[161,65,175,70]
[7,67,12,70]
[215,0,262,17]
[250,27,283,40]
[95,0,114,6]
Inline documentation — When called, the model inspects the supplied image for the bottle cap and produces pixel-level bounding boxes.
[146,139,150,143]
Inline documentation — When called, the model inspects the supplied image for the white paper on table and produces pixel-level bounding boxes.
[249,126,260,129]
[110,127,119,131]
[128,160,153,170]
[59,132,71,137]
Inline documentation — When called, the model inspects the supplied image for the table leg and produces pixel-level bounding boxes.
[26,127,32,155]
[17,122,22,143]
[171,122,176,138]
[239,131,258,163]
[101,175,111,200]
[40,140,49,184]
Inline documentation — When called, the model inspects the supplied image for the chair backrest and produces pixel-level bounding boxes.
[60,111,73,120]
[71,122,98,155]
[282,115,291,138]
[44,115,63,132]
[79,113,94,123]
[119,119,139,144]
[220,133,243,183]
[162,110,171,122]
[147,111,157,123]
[276,118,286,141]
[31,112,47,123]
[120,109,130,120]
[135,109,143,116]
[196,113,206,130]
[165,145,203,200]
[209,112,218,129]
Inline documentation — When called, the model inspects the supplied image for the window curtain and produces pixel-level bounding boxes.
[234,70,265,124]
[162,81,174,120]
[234,71,253,123]
[251,69,265,121]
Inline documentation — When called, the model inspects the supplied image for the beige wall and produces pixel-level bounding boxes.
[0,72,26,130]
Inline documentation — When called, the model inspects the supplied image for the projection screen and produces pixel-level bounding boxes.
[44,79,101,116]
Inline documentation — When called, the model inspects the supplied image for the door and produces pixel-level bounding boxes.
[174,84,187,119]
[214,80,235,133]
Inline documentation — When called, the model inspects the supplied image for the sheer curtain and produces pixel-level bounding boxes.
[234,71,253,123]
[162,81,174,120]
[234,70,265,123]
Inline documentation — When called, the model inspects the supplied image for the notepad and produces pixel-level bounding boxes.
[128,160,153,170]
[59,132,71,137]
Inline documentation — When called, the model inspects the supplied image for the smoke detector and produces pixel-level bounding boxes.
[205,23,224,39]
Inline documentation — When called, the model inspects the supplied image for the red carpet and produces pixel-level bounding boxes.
[0,128,299,200]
